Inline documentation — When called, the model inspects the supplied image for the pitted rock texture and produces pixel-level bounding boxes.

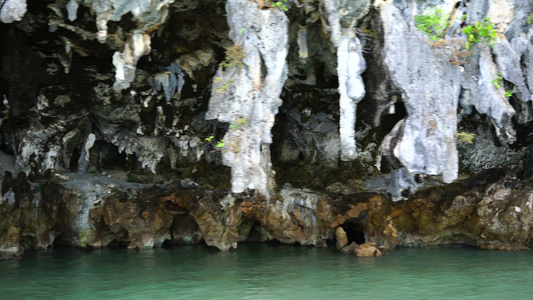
[3,169,533,259]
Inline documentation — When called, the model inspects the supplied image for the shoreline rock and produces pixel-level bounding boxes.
[2,168,533,259]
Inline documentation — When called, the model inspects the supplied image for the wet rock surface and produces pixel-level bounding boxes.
[2,168,533,259]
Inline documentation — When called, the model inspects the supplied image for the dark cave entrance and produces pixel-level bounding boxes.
[340,218,366,244]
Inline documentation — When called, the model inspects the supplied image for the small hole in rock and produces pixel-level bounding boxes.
[341,218,366,244]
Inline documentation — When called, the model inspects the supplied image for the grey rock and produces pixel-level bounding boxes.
[493,37,531,102]
[180,178,199,189]
[381,2,460,190]
[0,0,26,23]
[205,0,289,196]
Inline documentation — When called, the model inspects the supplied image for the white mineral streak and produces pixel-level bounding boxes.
[84,133,96,162]
[0,0,27,23]
[66,0,79,22]
[113,31,151,90]
[206,0,288,196]
[297,25,309,59]
[380,2,460,200]
[324,0,367,161]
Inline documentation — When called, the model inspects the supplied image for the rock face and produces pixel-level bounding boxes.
[3,168,533,259]
[380,1,460,198]
[205,0,289,196]
[1,0,533,258]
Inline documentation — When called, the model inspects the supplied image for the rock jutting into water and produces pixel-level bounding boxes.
[2,168,533,259]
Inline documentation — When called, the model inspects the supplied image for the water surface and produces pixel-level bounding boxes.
[1,244,532,299]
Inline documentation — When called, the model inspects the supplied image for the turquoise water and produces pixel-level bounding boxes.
[1,244,532,299]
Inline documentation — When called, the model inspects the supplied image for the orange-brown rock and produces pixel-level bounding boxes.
[355,242,382,257]
[3,168,533,259]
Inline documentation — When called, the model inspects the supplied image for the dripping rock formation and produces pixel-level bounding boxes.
[1,0,533,259]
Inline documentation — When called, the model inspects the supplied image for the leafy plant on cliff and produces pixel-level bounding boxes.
[264,0,288,11]
[205,136,225,148]
[415,8,450,41]
[492,73,504,89]
[205,118,248,152]
[492,73,514,98]
[504,90,513,98]
[215,44,245,93]
[462,18,497,49]
[455,131,475,144]
[414,8,472,65]
[219,45,245,70]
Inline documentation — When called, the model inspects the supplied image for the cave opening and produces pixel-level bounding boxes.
[170,214,203,244]
[97,141,127,171]
[246,223,269,242]
[340,218,366,244]
[69,146,81,172]
[52,232,70,248]
[161,239,173,248]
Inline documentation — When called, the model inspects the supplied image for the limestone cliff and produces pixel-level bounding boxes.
[1,0,533,259]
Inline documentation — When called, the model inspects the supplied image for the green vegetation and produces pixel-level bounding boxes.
[414,8,450,41]
[414,9,497,65]
[414,8,473,65]
[455,131,475,144]
[527,14,533,24]
[205,136,225,148]
[230,118,248,131]
[215,44,244,93]
[504,90,513,98]
[215,78,233,93]
[358,26,379,39]
[492,73,513,98]
[265,0,288,11]
[205,118,248,151]
[462,18,497,50]
[492,73,503,89]
[218,45,245,70]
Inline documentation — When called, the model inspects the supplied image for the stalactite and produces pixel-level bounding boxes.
[206,0,289,196]
[88,0,175,90]
[323,0,367,161]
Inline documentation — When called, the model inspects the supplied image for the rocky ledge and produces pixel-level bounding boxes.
[2,167,532,259]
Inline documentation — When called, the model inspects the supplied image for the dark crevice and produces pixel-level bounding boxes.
[340,218,366,244]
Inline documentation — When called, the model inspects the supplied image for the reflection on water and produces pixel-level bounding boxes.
[1,244,532,299]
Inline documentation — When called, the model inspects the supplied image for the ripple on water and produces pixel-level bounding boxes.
[1,245,532,299]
